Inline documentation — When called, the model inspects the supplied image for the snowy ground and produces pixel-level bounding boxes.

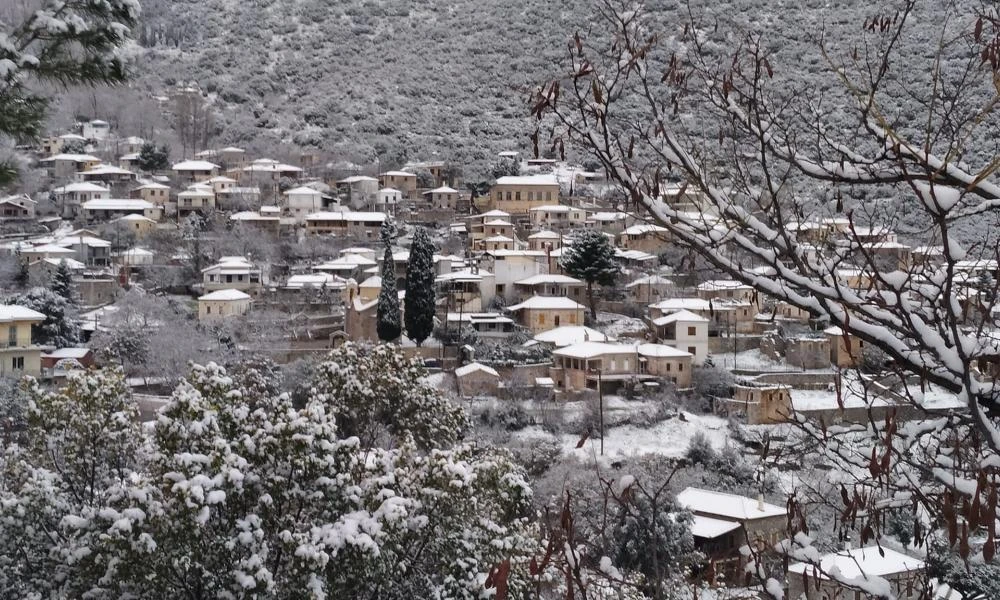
[714,348,833,374]
[514,411,731,460]
[595,311,647,338]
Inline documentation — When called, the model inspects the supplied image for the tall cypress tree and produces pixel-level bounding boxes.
[376,221,401,342]
[404,227,436,346]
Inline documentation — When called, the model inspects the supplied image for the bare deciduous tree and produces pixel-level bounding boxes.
[535,0,1000,594]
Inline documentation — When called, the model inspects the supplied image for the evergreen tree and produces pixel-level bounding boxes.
[0,1,139,186]
[7,287,79,348]
[560,229,620,319]
[376,244,402,342]
[135,143,170,172]
[50,260,75,306]
[404,227,436,346]
[11,249,28,289]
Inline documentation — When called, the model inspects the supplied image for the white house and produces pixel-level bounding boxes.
[284,186,325,221]
[172,160,220,182]
[649,309,709,365]
[202,256,263,294]
[81,199,160,222]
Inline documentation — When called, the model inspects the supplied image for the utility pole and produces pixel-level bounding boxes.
[598,368,604,456]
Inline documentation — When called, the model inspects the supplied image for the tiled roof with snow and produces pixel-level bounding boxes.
[676,487,787,521]
[199,289,252,301]
[0,305,46,322]
[507,296,585,311]
[494,174,559,186]
[455,362,500,378]
[172,160,220,171]
[787,546,924,580]
[533,326,608,347]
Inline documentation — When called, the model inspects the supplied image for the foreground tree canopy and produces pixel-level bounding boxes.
[0,345,535,599]
[535,0,1000,595]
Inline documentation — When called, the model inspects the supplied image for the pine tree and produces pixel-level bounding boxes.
[7,287,80,348]
[50,260,75,306]
[376,244,401,342]
[136,143,170,172]
[560,229,620,319]
[404,227,436,346]
[0,1,139,186]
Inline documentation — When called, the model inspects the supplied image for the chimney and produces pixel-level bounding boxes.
[757,494,764,512]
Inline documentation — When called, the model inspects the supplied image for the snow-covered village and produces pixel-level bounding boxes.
[1,0,999,598]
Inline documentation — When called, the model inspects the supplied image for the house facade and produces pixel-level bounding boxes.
[0,306,46,376]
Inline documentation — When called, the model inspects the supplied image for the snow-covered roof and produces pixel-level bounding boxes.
[589,211,628,222]
[676,487,787,521]
[115,214,156,223]
[230,211,279,222]
[651,309,710,325]
[690,515,742,539]
[515,274,583,286]
[615,249,658,261]
[697,279,753,291]
[622,223,669,236]
[534,326,608,347]
[79,164,134,176]
[787,546,925,580]
[359,275,382,288]
[177,188,215,198]
[42,348,91,359]
[494,174,559,186]
[482,219,513,226]
[199,289,252,301]
[41,153,100,163]
[38,257,85,269]
[121,248,154,258]
[206,175,237,184]
[379,170,415,177]
[243,159,303,173]
[82,199,154,211]
[507,296,585,311]
[285,273,342,289]
[636,343,692,358]
[132,181,170,191]
[626,274,674,288]
[24,244,76,255]
[428,186,458,194]
[172,160,220,171]
[53,182,110,193]
[285,186,323,196]
[650,298,711,312]
[0,305,46,323]
[482,235,514,243]
[306,211,386,222]
[202,256,256,273]
[436,268,487,282]
[455,362,500,378]
[530,204,578,212]
[340,175,378,184]
[477,209,511,218]
[315,254,378,269]
[447,312,513,324]
[553,342,636,359]
[56,235,111,248]
[528,230,560,239]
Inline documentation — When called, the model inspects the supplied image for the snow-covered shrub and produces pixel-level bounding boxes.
[685,431,718,466]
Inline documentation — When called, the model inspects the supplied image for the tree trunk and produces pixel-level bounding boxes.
[587,282,597,321]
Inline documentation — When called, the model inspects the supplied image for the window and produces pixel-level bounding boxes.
[666,363,671,372]
[527,192,534,201]
[506,192,512,201]
[7,326,15,347]
[545,191,552,201]
[11,356,23,370]
[554,315,561,327]
[538,314,545,324]
[206,305,212,314]
[687,326,696,336]
[688,346,696,355]
[515,191,521,201]
[678,363,684,371]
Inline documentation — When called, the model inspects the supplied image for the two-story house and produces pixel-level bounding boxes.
[0,305,46,376]
[202,256,264,295]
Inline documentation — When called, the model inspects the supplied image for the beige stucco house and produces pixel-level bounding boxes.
[0,305,45,376]
[198,289,252,321]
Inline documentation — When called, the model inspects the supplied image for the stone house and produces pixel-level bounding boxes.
[718,383,793,424]
[825,326,865,368]
[198,289,252,321]
[455,362,501,397]
[172,160,220,183]
[202,256,263,294]
[378,170,418,198]
[625,274,675,304]
[529,204,587,231]
[512,274,586,303]
[488,174,560,214]
[618,223,669,253]
[507,295,586,334]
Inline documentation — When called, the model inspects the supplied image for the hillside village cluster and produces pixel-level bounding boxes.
[0,118,976,598]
